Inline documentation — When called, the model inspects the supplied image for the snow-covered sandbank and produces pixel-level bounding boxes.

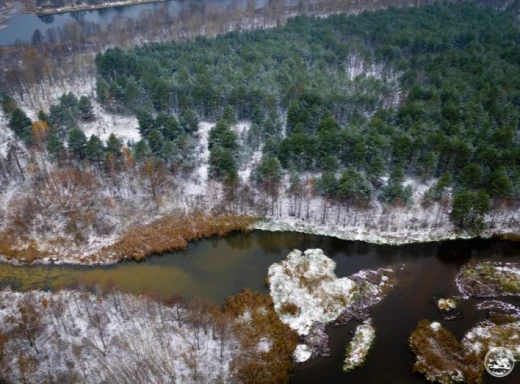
[343,321,376,372]
[411,314,520,384]
[463,319,520,356]
[267,248,394,363]
[254,219,481,246]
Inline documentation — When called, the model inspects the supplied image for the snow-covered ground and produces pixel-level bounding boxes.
[268,249,358,336]
[463,320,520,356]
[0,288,239,383]
[0,112,14,159]
[80,101,141,145]
[293,344,313,363]
[343,321,376,372]
[267,248,394,363]
[0,73,518,266]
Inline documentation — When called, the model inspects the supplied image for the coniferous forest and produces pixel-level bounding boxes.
[92,2,519,230]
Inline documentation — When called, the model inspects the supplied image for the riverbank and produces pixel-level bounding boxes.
[0,1,19,29]
[32,0,164,16]
[0,214,256,265]
[1,77,519,267]
[0,212,517,267]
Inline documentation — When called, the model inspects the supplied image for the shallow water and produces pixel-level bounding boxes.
[1,231,519,383]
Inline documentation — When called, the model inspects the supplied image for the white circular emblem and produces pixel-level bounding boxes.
[484,347,515,378]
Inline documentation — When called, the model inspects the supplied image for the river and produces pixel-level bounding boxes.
[1,230,519,383]
[0,0,207,46]
[0,0,308,46]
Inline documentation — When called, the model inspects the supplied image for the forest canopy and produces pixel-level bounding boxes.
[93,2,520,225]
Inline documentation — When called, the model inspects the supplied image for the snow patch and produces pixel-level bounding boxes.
[256,337,272,353]
[343,322,376,371]
[293,344,313,363]
[268,249,357,336]
[80,101,141,145]
[463,320,520,355]
[437,298,457,310]
[430,322,441,331]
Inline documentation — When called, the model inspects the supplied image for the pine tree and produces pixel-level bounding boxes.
[148,129,165,156]
[367,156,385,187]
[458,163,483,190]
[47,134,65,160]
[161,141,181,168]
[1,95,16,115]
[318,172,338,198]
[180,109,199,134]
[321,155,339,173]
[85,135,105,164]
[137,110,155,137]
[163,116,181,141]
[68,128,88,159]
[450,190,491,231]
[49,104,77,139]
[59,92,78,109]
[432,171,452,200]
[255,157,282,183]
[134,139,151,161]
[8,108,32,143]
[37,110,49,124]
[106,134,122,156]
[487,167,512,199]
[77,96,94,121]
[209,145,236,179]
[222,105,236,125]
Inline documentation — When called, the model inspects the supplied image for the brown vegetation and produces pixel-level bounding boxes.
[409,320,484,384]
[488,312,518,325]
[458,261,520,297]
[224,289,298,384]
[496,233,520,241]
[0,213,256,264]
[98,214,256,262]
[279,302,300,316]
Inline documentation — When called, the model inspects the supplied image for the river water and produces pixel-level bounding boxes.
[0,230,519,383]
[0,0,308,46]
[0,1,213,45]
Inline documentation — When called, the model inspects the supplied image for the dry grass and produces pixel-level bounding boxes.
[0,214,257,264]
[489,313,518,325]
[409,320,484,384]
[0,231,48,263]
[279,302,300,316]
[224,289,298,384]
[495,233,520,241]
[298,274,329,291]
[96,213,256,262]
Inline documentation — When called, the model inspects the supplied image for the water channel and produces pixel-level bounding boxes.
[0,230,519,383]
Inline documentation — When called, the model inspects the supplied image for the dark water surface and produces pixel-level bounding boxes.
[0,231,519,383]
